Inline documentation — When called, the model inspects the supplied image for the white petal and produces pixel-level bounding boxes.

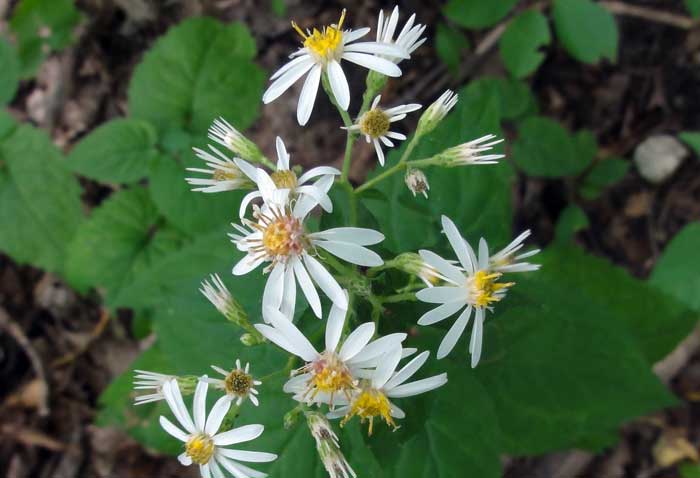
[390,402,406,419]
[325,300,347,352]
[263,57,315,103]
[163,380,196,433]
[387,373,448,398]
[310,227,384,245]
[302,252,347,309]
[234,158,259,182]
[373,138,385,166]
[292,257,322,318]
[416,286,465,304]
[327,60,350,110]
[297,64,322,125]
[262,263,285,311]
[478,237,489,270]
[270,54,314,81]
[470,308,485,368]
[441,215,474,273]
[213,424,264,446]
[314,240,383,267]
[419,249,465,284]
[205,395,233,435]
[384,351,430,390]
[232,255,265,276]
[254,323,296,353]
[216,458,249,478]
[344,41,409,58]
[343,27,370,43]
[238,191,262,218]
[201,464,212,478]
[341,52,402,77]
[371,346,402,389]
[280,264,297,318]
[178,452,193,466]
[266,307,318,362]
[159,416,188,442]
[210,458,226,478]
[437,306,472,359]
[297,166,341,185]
[339,322,375,361]
[295,184,333,213]
[417,300,466,326]
[218,449,278,463]
[349,333,406,366]
[193,378,208,431]
[275,136,290,170]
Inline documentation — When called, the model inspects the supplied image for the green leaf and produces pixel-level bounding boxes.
[0,111,18,141]
[513,117,595,177]
[0,37,20,104]
[9,0,82,77]
[444,0,519,29]
[435,23,468,74]
[553,0,618,64]
[64,186,185,299]
[554,204,589,243]
[579,157,629,199]
[0,125,83,274]
[128,17,265,136]
[681,463,700,478]
[650,223,700,312]
[148,154,246,235]
[271,0,287,16]
[685,0,700,17]
[499,10,551,78]
[679,131,700,155]
[67,119,159,184]
[465,76,538,120]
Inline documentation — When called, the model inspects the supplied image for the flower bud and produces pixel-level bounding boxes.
[436,134,505,167]
[200,274,249,325]
[404,168,430,198]
[416,89,458,137]
[208,117,266,164]
[176,375,199,395]
[393,252,444,287]
[240,332,264,346]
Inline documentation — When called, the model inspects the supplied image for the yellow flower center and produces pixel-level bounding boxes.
[292,10,346,61]
[270,169,298,189]
[471,270,513,308]
[212,166,240,182]
[260,213,305,257]
[185,434,215,465]
[341,388,396,436]
[300,352,355,402]
[225,369,253,397]
[359,109,391,138]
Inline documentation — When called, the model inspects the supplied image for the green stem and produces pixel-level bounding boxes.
[380,292,418,304]
[354,133,425,194]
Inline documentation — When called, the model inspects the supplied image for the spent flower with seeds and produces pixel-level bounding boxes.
[416,216,539,367]
[306,411,357,478]
[327,348,447,435]
[236,136,339,218]
[159,379,276,477]
[263,9,409,125]
[255,303,407,406]
[186,145,254,193]
[405,168,430,198]
[343,95,421,166]
[416,89,459,136]
[204,359,262,406]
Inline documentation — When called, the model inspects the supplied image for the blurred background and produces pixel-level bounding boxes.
[1,0,700,477]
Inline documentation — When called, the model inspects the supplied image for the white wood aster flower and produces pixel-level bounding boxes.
[159,379,276,478]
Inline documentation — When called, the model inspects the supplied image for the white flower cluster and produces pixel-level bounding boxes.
[135,6,542,478]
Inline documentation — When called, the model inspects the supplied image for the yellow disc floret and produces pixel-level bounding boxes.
[341,388,396,435]
[270,169,298,189]
[471,270,513,308]
[292,9,346,61]
[212,166,241,182]
[359,108,391,138]
[261,215,303,257]
[301,352,356,402]
[225,369,253,397]
[185,433,215,464]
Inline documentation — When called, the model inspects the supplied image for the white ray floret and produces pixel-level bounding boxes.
[230,200,385,318]
[133,370,175,405]
[203,359,262,407]
[441,134,505,166]
[235,136,339,218]
[326,348,447,435]
[263,9,410,125]
[186,145,253,193]
[417,90,459,135]
[415,216,538,367]
[159,378,276,478]
[488,230,542,273]
[255,302,407,406]
[344,95,421,166]
[375,6,427,63]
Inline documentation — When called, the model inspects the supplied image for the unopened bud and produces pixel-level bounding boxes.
[200,274,249,325]
[405,168,430,198]
[394,252,445,287]
[284,407,302,430]
[416,89,459,137]
[176,375,199,395]
[208,117,266,164]
[240,332,264,346]
[436,134,505,167]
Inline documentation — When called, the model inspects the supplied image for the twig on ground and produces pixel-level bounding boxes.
[51,308,111,368]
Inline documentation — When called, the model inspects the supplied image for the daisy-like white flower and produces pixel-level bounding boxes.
[439,134,505,167]
[344,95,421,166]
[262,9,409,125]
[327,348,447,435]
[375,6,427,63]
[235,137,339,218]
[416,216,539,367]
[186,145,254,193]
[255,303,407,405]
[488,230,541,273]
[207,117,265,164]
[133,370,175,405]
[203,359,262,407]
[159,378,276,478]
[230,200,384,318]
[416,89,459,136]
